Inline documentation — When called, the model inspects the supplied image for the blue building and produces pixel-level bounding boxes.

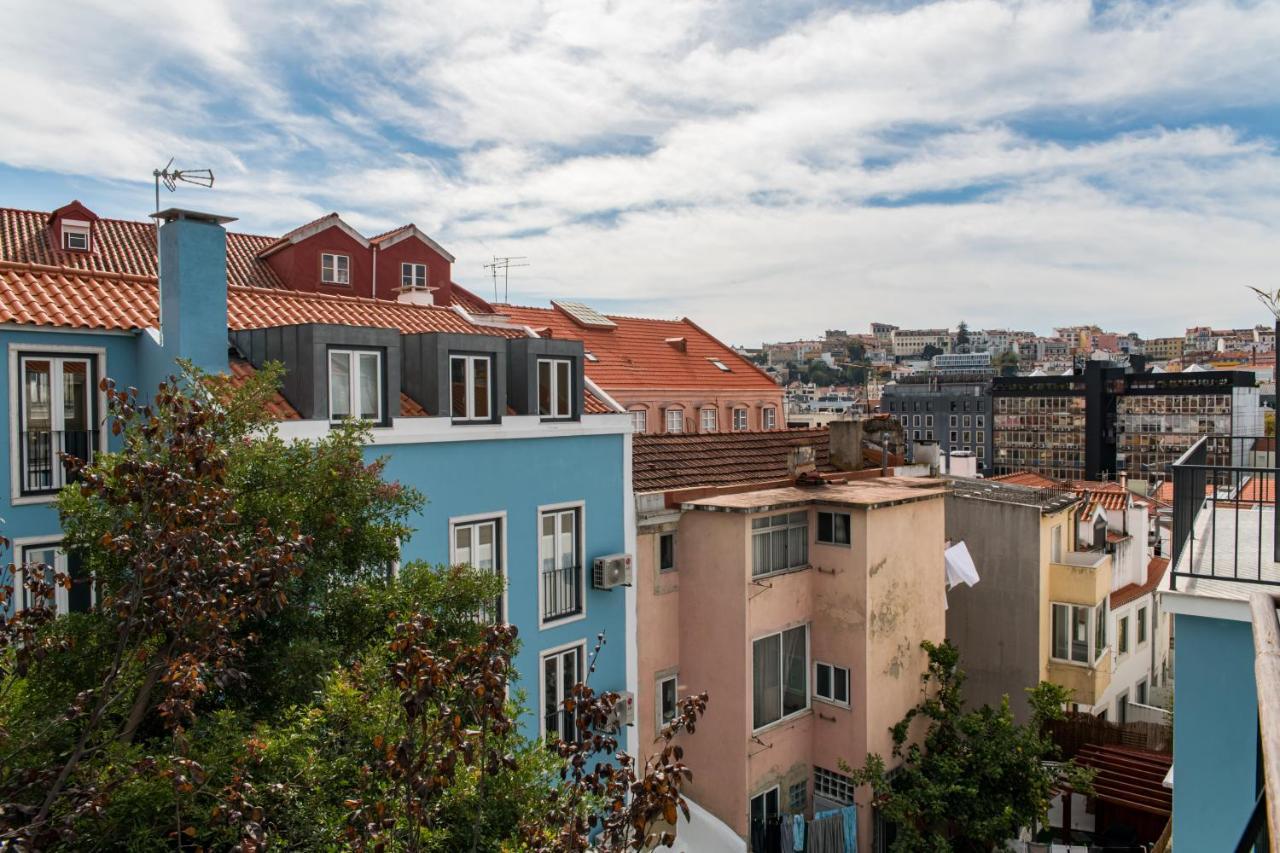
[0,204,636,744]
[1164,436,1276,851]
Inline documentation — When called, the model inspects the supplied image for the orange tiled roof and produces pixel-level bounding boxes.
[583,388,613,414]
[227,359,302,420]
[990,471,1063,489]
[633,428,835,493]
[1111,556,1170,608]
[495,303,779,392]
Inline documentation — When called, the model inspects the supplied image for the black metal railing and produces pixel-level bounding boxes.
[21,429,96,494]
[1171,435,1280,590]
[541,564,582,622]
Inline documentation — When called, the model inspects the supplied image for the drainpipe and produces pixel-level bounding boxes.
[372,244,378,299]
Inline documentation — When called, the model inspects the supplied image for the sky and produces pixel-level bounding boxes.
[1,0,1278,347]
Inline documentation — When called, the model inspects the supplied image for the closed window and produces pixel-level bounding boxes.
[540,507,582,623]
[752,512,808,577]
[925,415,933,427]
[401,262,428,290]
[451,517,502,622]
[62,224,89,251]
[733,408,748,431]
[450,355,492,421]
[329,349,382,423]
[17,354,95,495]
[813,766,854,805]
[1052,601,1107,664]
[665,408,684,434]
[752,624,808,729]
[659,532,676,573]
[538,358,573,418]
[787,780,807,814]
[630,409,647,433]
[657,673,678,728]
[1137,606,1148,644]
[700,407,717,432]
[763,407,777,429]
[816,511,851,546]
[1118,615,1130,654]
[814,661,849,706]
[542,643,583,744]
[13,540,93,614]
[1137,677,1148,705]
[321,253,350,284]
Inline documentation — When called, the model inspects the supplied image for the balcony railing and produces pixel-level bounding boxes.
[1170,435,1280,590]
[541,564,582,623]
[21,429,97,494]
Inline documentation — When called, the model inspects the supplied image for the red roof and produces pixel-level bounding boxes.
[990,471,1063,489]
[633,428,835,493]
[495,303,779,392]
[227,359,301,420]
[1112,556,1169,608]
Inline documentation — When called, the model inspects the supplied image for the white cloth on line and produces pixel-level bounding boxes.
[944,540,980,590]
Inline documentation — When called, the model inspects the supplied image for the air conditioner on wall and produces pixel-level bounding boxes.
[593,553,633,589]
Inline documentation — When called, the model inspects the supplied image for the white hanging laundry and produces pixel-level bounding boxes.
[944,541,980,590]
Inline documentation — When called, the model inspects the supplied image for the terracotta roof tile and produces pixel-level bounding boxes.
[583,388,614,414]
[634,428,834,493]
[227,359,302,420]
[1111,556,1170,608]
[399,392,429,417]
[990,471,1064,489]
[495,303,780,393]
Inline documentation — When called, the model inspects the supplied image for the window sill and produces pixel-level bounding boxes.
[320,280,352,287]
[751,564,812,582]
[815,540,852,548]
[451,418,501,426]
[813,696,851,711]
[539,416,580,424]
[539,610,586,630]
[752,707,812,737]
[10,492,60,506]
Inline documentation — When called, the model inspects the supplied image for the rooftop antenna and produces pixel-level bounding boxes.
[483,256,529,303]
[150,158,215,346]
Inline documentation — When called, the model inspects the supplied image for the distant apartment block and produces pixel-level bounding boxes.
[889,328,951,357]
[930,351,993,375]
[1142,336,1185,363]
[880,376,993,471]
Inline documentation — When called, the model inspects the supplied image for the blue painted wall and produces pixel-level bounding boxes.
[372,431,629,737]
[1172,613,1259,851]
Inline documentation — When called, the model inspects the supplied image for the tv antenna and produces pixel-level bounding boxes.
[483,256,529,303]
[152,158,215,213]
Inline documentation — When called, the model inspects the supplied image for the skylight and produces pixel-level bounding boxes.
[709,358,731,372]
[585,351,599,362]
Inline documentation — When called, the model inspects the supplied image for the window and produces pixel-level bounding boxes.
[658,532,676,573]
[787,780,807,814]
[630,409,647,433]
[701,407,717,432]
[1137,606,1148,644]
[328,349,382,423]
[540,506,582,623]
[816,511,851,546]
[450,355,492,421]
[321,253,350,284]
[912,415,920,427]
[752,512,808,577]
[13,540,92,614]
[749,787,780,840]
[657,673,678,728]
[665,408,684,434]
[814,661,850,706]
[950,415,958,427]
[925,415,933,427]
[1095,599,1108,661]
[1051,603,1093,664]
[962,431,971,443]
[752,625,808,729]
[1051,525,1063,562]
[1136,677,1148,706]
[963,415,971,427]
[763,407,777,430]
[62,224,89,251]
[1118,615,1130,654]
[733,408,748,431]
[542,643,583,744]
[949,430,958,443]
[400,262,428,290]
[813,767,854,805]
[537,358,573,419]
[1117,691,1129,724]
[452,517,502,622]
[17,354,95,495]
[710,359,730,372]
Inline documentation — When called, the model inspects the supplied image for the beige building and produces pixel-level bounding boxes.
[633,427,948,850]
[890,328,952,358]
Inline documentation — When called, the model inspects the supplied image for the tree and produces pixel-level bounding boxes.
[921,343,943,360]
[846,641,1093,853]
[992,350,1020,377]
[956,322,971,347]
[847,342,867,362]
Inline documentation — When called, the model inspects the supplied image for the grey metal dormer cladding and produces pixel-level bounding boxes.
[230,323,401,424]
[401,332,509,422]
[507,337,585,420]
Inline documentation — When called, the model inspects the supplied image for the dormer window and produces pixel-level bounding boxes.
[329,349,383,423]
[538,358,573,419]
[401,263,428,290]
[451,354,493,422]
[321,253,350,285]
[61,223,90,251]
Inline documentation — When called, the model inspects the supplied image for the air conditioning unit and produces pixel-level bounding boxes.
[605,691,635,731]
[593,553,633,589]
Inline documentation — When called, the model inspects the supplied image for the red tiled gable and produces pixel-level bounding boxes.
[496,303,778,391]
[1111,556,1169,608]
[583,388,614,414]
[633,428,835,493]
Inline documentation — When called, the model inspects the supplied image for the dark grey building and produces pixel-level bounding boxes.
[880,373,993,473]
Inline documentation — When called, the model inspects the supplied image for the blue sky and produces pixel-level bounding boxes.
[1,0,1278,345]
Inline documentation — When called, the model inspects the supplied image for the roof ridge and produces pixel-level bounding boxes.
[0,259,158,285]
[228,283,478,316]
[0,205,301,242]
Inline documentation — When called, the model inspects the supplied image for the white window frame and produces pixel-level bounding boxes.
[750,786,781,835]
[813,766,855,806]
[450,354,493,422]
[449,511,507,623]
[816,510,851,546]
[752,623,810,732]
[537,500,586,628]
[537,358,573,419]
[61,222,90,251]
[400,262,428,290]
[328,349,383,424]
[9,344,107,506]
[1118,614,1130,656]
[1137,605,1148,645]
[665,408,684,434]
[1051,601,1107,666]
[11,536,94,615]
[763,407,777,430]
[700,407,717,432]
[656,672,679,729]
[752,511,809,577]
[321,253,350,284]
[733,408,748,431]
[813,661,850,708]
[539,639,586,744]
[630,409,647,433]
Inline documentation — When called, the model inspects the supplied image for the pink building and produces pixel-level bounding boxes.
[633,428,949,850]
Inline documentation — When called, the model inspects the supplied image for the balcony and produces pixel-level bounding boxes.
[1046,654,1112,706]
[20,429,98,495]
[1050,549,1112,607]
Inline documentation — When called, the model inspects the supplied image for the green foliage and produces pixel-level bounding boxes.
[956,321,971,347]
[846,640,1094,853]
